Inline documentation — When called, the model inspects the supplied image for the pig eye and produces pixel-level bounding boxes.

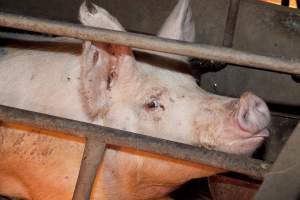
[147,100,160,109]
[145,99,165,111]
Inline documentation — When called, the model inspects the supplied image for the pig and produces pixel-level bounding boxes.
[0,0,270,199]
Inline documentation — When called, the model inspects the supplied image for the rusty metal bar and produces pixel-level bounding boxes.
[255,122,300,200]
[0,12,299,75]
[0,105,270,179]
[72,138,106,200]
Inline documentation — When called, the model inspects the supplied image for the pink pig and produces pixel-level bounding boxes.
[0,1,270,199]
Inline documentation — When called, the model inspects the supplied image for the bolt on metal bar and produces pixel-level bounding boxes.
[0,12,299,75]
[0,105,270,179]
[72,138,106,200]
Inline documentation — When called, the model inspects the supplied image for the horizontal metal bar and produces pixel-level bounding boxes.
[72,139,106,200]
[0,105,270,179]
[0,12,299,75]
[0,31,81,43]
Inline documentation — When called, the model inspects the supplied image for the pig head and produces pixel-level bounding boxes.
[79,0,270,155]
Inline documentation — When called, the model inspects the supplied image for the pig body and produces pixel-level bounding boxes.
[0,1,270,199]
[0,42,223,200]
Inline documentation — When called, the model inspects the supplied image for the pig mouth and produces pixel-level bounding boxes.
[241,128,270,145]
[254,129,270,138]
[236,128,270,154]
[222,124,270,155]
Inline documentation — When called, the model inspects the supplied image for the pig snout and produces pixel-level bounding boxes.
[237,92,270,135]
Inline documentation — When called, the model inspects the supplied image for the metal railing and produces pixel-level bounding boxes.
[0,12,299,75]
[0,105,271,200]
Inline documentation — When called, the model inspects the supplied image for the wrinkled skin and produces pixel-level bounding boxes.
[0,1,270,199]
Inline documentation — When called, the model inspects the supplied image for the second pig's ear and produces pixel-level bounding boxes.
[157,0,195,43]
[79,2,137,120]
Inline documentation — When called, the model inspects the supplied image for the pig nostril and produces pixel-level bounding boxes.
[237,93,270,133]
[255,101,264,113]
[243,110,249,121]
[254,99,270,123]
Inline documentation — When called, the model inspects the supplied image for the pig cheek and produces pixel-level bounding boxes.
[193,121,219,150]
[203,116,243,153]
[105,107,140,132]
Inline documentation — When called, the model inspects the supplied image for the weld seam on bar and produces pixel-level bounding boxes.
[72,138,106,200]
[0,105,270,179]
[0,12,299,74]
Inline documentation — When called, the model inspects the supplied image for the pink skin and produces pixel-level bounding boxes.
[181,91,271,155]
[226,92,270,154]
[237,92,270,134]
[190,91,270,155]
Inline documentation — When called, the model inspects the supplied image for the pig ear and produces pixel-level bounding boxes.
[79,1,125,31]
[157,0,195,42]
[79,2,137,119]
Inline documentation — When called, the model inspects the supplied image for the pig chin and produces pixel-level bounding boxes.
[221,128,269,155]
[210,125,270,155]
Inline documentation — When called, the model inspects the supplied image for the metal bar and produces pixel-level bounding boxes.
[0,105,270,179]
[72,138,106,200]
[223,0,240,47]
[0,12,299,75]
[0,31,81,43]
[271,111,300,120]
[255,122,300,200]
[209,174,260,200]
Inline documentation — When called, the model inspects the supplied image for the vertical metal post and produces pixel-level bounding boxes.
[72,137,106,200]
[255,122,300,200]
[223,0,241,47]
